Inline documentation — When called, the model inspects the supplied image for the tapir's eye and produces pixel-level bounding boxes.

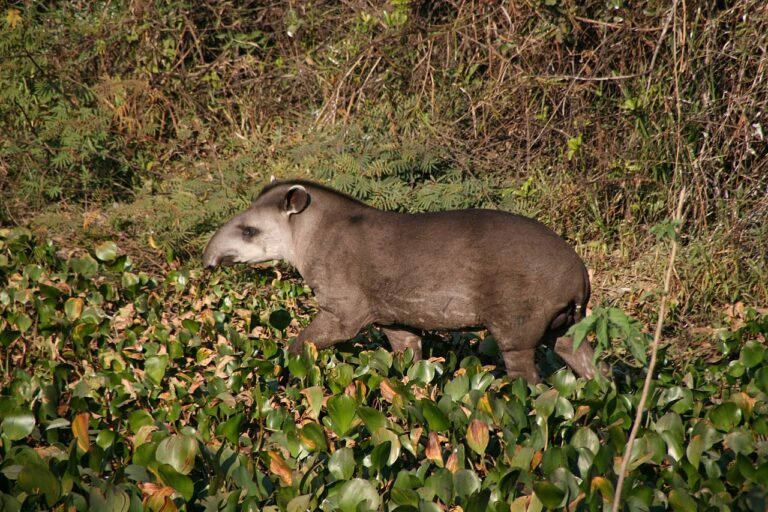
[240,226,260,239]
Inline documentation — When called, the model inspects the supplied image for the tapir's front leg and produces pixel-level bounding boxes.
[288,310,368,355]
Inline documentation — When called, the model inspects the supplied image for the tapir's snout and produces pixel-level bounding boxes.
[202,243,219,268]
[202,234,232,269]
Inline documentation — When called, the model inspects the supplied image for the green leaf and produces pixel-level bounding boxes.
[14,313,31,333]
[95,241,118,261]
[2,410,35,441]
[157,463,194,501]
[669,488,697,512]
[287,354,308,379]
[325,394,357,437]
[370,428,401,465]
[156,434,198,474]
[96,429,116,450]
[269,309,292,331]
[453,469,481,497]
[144,354,168,385]
[17,463,61,506]
[70,255,99,277]
[287,494,312,512]
[299,422,328,452]
[444,375,469,401]
[336,479,381,512]
[686,434,703,470]
[739,340,765,368]
[301,386,324,420]
[217,413,244,445]
[724,431,754,456]
[128,410,153,433]
[358,406,387,432]
[654,412,684,461]
[328,447,355,481]
[533,480,566,509]
[424,469,453,503]
[534,388,559,419]
[708,402,742,431]
[407,360,435,384]
[420,399,450,432]
[570,427,600,455]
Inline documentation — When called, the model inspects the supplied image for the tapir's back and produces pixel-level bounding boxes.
[345,207,588,330]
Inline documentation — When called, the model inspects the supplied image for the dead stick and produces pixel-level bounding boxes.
[611,187,686,511]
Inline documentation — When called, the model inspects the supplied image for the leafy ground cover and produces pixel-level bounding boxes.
[2,1,768,510]
[2,229,767,511]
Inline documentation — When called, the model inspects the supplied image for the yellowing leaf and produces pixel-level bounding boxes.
[466,419,489,455]
[380,379,397,402]
[64,297,84,321]
[590,476,614,503]
[425,432,443,467]
[268,451,293,486]
[72,413,90,452]
[6,9,22,29]
[446,449,460,473]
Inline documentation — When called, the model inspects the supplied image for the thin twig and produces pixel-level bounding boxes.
[528,72,646,82]
[611,188,686,511]
[646,0,681,91]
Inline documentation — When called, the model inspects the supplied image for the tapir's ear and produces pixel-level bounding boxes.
[270,175,277,183]
[284,185,310,215]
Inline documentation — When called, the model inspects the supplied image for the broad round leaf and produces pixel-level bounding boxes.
[18,463,61,506]
[420,399,450,432]
[328,447,355,481]
[157,463,194,501]
[156,434,198,474]
[533,480,566,508]
[299,422,328,453]
[570,427,600,455]
[407,360,435,384]
[358,406,387,432]
[708,402,742,432]
[326,394,357,437]
[336,479,381,512]
[64,298,84,321]
[95,241,119,261]
[269,309,292,331]
[144,354,169,385]
[453,469,481,497]
[739,341,765,368]
[2,410,35,441]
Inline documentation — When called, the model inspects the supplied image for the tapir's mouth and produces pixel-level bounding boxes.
[203,252,238,268]
[217,254,238,266]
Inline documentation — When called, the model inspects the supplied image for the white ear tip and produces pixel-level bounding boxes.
[270,175,277,183]
[288,184,306,192]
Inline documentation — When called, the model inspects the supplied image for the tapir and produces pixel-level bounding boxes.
[202,179,599,383]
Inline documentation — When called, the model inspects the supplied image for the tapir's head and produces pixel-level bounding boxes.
[202,183,310,268]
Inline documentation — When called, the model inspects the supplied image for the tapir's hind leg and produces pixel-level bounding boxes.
[488,316,550,384]
[380,327,422,361]
[554,336,600,379]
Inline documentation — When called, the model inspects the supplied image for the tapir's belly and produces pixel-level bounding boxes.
[374,290,483,330]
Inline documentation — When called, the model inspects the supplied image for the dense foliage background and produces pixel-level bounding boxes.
[1,1,767,511]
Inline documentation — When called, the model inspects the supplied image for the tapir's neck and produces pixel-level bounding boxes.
[287,199,378,285]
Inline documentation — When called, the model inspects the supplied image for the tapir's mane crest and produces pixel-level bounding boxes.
[254,179,367,207]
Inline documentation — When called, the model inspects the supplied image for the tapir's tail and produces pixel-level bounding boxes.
[549,263,590,332]
[574,264,591,323]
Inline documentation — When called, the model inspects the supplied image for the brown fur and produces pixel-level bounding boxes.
[203,180,599,383]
